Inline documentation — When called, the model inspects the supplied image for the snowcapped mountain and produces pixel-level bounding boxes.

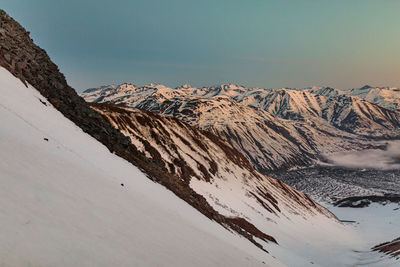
[81,82,400,172]
[238,88,400,137]
[299,85,400,112]
[347,85,400,111]
[82,83,400,137]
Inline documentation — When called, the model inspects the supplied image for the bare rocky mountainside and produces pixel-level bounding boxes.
[81,83,400,173]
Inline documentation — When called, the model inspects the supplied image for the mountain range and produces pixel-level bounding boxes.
[1,9,399,266]
[81,82,400,173]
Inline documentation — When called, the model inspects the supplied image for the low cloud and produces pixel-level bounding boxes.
[325,141,400,170]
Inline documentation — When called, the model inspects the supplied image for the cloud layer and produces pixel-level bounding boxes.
[326,141,400,170]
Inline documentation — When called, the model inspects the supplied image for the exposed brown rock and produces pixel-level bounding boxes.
[372,237,400,258]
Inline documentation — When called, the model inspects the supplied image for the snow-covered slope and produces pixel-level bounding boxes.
[91,101,400,266]
[81,83,398,172]
[90,102,368,266]
[0,67,286,266]
[91,102,334,220]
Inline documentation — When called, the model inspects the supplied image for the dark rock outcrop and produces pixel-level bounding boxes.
[334,194,400,208]
[372,237,400,259]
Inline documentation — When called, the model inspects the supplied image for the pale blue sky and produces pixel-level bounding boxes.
[2,0,400,91]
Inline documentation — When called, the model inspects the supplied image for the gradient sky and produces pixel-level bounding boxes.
[2,0,400,92]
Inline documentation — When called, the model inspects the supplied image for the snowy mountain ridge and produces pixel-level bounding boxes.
[83,82,400,111]
[81,82,400,172]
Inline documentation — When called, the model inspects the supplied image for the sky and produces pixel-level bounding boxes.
[2,0,400,92]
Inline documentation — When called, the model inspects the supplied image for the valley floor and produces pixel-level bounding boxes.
[271,166,400,204]
[327,203,400,266]
[272,167,400,266]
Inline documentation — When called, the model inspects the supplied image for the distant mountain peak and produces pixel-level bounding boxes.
[219,83,245,89]
[117,82,136,91]
[145,82,169,88]
[360,85,374,90]
[176,84,193,89]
